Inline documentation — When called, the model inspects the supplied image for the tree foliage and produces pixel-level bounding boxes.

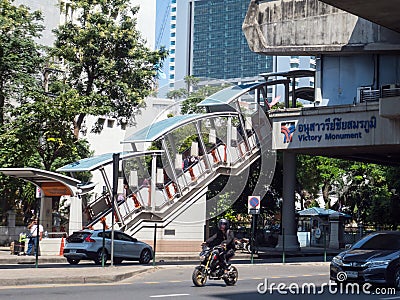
[0,0,44,128]
[166,76,231,115]
[9,88,92,171]
[296,154,400,229]
[51,0,168,137]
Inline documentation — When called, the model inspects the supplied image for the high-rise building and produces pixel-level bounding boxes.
[155,0,172,88]
[190,0,273,81]
[159,0,315,103]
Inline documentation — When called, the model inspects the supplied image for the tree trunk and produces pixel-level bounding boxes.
[73,113,86,139]
[322,183,330,208]
[0,92,4,128]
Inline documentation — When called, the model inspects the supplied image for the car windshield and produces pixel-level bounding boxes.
[67,231,91,243]
[97,231,111,239]
[352,233,400,250]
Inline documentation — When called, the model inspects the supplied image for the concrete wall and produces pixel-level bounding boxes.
[243,0,400,55]
[319,55,400,106]
[135,194,206,252]
[0,226,26,246]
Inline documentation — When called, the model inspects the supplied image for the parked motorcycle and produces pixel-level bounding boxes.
[192,245,238,287]
[234,237,250,253]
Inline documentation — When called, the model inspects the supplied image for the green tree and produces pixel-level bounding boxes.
[9,88,92,171]
[296,155,399,228]
[0,0,44,129]
[296,155,347,209]
[0,0,44,215]
[339,162,391,225]
[166,76,231,114]
[51,0,168,138]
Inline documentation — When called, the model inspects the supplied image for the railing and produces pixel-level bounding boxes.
[120,133,259,224]
[89,130,261,230]
[359,85,400,102]
[360,89,380,102]
[85,192,112,221]
[382,87,400,98]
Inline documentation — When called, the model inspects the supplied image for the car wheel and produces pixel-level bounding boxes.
[94,248,108,265]
[67,258,80,265]
[393,267,400,290]
[139,248,152,264]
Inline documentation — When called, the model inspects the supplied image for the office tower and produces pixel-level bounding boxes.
[190,0,273,81]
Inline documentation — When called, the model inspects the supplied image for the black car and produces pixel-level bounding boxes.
[330,231,400,289]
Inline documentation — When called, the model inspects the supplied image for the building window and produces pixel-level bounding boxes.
[164,229,175,236]
[107,119,115,128]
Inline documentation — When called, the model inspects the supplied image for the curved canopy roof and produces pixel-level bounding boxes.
[57,150,164,173]
[122,112,239,143]
[197,82,265,107]
[0,168,89,196]
[297,207,351,218]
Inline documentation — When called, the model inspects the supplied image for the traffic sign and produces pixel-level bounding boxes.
[248,196,260,214]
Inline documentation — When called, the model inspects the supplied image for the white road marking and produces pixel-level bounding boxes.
[150,294,190,298]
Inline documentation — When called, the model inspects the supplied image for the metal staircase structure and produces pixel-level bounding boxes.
[58,81,277,236]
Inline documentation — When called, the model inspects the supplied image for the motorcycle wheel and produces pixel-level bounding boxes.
[223,266,238,286]
[192,266,208,287]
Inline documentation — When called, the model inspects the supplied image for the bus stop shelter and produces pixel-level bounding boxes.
[0,168,95,234]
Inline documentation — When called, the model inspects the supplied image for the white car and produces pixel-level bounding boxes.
[63,229,153,265]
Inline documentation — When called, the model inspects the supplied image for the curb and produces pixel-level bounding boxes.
[0,257,67,265]
[0,268,152,287]
[0,253,253,265]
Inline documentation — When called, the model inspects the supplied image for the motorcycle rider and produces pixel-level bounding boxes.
[203,218,235,277]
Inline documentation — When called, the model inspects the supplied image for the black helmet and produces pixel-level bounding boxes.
[218,218,229,229]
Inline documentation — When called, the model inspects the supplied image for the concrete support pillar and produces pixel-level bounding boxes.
[7,210,16,227]
[227,117,232,165]
[329,219,340,249]
[151,154,157,213]
[69,196,82,235]
[276,152,300,251]
[40,197,52,232]
[7,210,16,242]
